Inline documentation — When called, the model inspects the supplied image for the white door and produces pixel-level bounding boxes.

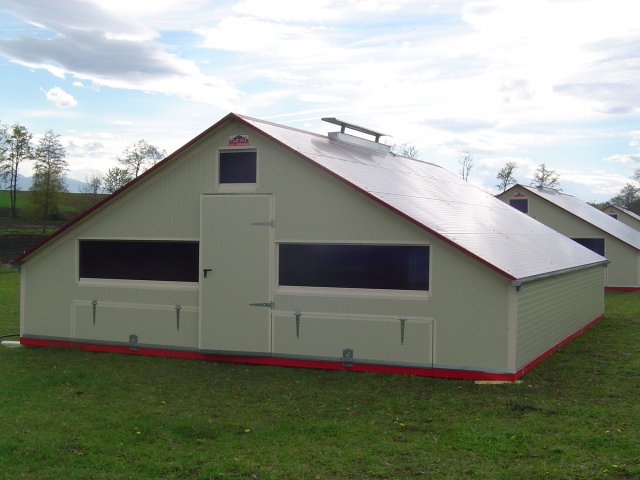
[200,194,273,353]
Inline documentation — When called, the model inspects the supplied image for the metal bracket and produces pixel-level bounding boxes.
[250,220,276,228]
[249,301,275,308]
[342,348,354,368]
[294,311,302,338]
[129,334,138,352]
[175,304,182,331]
[91,299,98,325]
[399,316,407,345]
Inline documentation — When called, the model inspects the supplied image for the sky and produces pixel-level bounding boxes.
[1,0,639,202]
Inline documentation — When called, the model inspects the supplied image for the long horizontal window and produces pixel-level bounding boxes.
[79,240,199,282]
[279,243,429,291]
[571,237,605,256]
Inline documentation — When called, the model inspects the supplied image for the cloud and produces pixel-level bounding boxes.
[561,169,636,197]
[0,0,239,107]
[44,86,78,108]
[426,117,497,133]
[195,17,331,58]
[605,153,640,167]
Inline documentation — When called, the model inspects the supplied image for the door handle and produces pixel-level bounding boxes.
[203,268,212,278]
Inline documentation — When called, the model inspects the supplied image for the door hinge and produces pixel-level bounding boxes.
[250,220,276,228]
[249,301,275,308]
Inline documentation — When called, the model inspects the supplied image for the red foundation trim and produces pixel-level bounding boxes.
[20,337,518,381]
[604,286,640,292]
[20,313,604,382]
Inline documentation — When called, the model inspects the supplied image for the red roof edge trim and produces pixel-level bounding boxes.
[12,113,242,265]
[604,286,640,291]
[231,116,518,282]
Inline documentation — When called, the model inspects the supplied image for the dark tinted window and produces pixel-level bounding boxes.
[219,150,257,183]
[80,240,199,282]
[279,243,429,291]
[571,238,605,256]
[509,198,528,213]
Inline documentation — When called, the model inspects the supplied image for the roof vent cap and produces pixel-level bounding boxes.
[322,117,391,153]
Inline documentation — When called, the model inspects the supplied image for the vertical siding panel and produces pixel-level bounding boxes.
[516,266,604,368]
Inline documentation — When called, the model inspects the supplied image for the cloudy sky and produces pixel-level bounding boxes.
[1,0,639,202]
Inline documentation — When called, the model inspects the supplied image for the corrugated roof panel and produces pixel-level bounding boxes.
[240,115,606,281]
[519,186,640,251]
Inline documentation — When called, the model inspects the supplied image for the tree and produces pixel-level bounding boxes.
[495,161,518,192]
[103,167,132,194]
[79,170,104,209]
[118,139,165,178]
[391,143,421,159]
[459,150,473,181]
[610,183,640,209]
[29,130,67,226]
[0,124,33,217]
[0,123,8,189]
[531,163,560,189]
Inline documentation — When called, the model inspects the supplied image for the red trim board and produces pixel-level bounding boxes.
[20,313,604,382]
[605,286,640,292]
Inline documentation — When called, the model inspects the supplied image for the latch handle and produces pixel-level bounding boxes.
[175,304,182,331]
[91,299,98,325]
[399,316,407,345]
[294,311,302,338]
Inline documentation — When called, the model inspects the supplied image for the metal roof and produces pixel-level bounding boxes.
[238,115,606,282]
[14,113,607,283]
[516,185,640,251]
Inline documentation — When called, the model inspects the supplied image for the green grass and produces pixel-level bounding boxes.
[0,189,30,210]
[0,268,638,479]
[0,189,105,219]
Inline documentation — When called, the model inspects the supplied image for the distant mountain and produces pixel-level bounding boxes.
[11,174,86,193]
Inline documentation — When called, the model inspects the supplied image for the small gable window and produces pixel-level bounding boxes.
[571,238,605,256]
[509,198,528,214]
[219,150,257,184]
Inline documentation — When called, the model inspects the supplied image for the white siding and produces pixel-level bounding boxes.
[516,266,604,368]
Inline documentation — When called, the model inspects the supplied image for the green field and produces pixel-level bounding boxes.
[0,189,105,221]
[0,189,31,211]
[0,267,638,479]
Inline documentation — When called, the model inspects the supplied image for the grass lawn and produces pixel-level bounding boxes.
[0,267,638,479]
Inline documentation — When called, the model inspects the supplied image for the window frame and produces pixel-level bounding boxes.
[276,241,431,298]
[218,149,258,188]
[77,239,200,286]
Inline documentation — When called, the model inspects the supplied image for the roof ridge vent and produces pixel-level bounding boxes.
[322,117,391,153]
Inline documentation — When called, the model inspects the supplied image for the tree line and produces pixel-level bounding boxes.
[395,143,639,213]
[494,160,640,213]
[0,121,165,222]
